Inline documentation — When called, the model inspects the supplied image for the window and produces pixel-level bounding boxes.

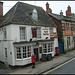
[32,28,37,38]
[22,47,26,58]
[66,23,70,31]
[3,27,7,40]
[37,28,41,38]
[43,43,53,53]
[16,47,21,59]
[50,28,53,33]
[5,48,7,57]
[0,28,1,34]
[20,27,26,40]
[73,24,75,31]
[67,37,70,46]
[32,9,38,21]
[43,44,47,53]
[16,46,31,59]
[27,46,31,57]
[32,28,41,38]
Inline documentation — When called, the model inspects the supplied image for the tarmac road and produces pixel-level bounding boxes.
[43,57,75,74]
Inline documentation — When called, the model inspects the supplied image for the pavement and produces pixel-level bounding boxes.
[2,50,75,74]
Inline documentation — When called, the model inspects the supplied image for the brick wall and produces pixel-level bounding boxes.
[49,15,61,43]
[0,2,3,21]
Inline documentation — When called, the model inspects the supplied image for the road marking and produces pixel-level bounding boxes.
[43,57,75,74]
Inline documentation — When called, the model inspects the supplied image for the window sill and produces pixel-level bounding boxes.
[15,57,31,60]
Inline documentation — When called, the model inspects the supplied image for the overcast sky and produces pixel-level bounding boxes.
[2,1,75,16]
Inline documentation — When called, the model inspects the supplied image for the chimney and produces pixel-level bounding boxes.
[66,5,71,16]
[0,2,3,21]
[46,2,52,13]
[60,10,63,16]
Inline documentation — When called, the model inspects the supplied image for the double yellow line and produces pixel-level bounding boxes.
[43,57,75,74]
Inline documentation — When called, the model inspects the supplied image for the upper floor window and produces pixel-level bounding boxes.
[37,28,41,38]
[3,27,7,40]
[32,28,41,38]
[50,28,53,33]
[73,24,75,31]
[0,28,2,34]
[32,9,38,21]
[20,27,26,40]
[66,23,70,31]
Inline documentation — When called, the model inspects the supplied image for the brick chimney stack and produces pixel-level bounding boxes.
[46,2,52,13]
[66,5,71,16]
[0,2,3,21]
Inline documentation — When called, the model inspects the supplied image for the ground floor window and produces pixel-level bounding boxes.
[5,48,7,58]
[16,46,31,59]
[43,43,53,53]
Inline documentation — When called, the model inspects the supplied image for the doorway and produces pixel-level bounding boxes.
[34,48,39,62]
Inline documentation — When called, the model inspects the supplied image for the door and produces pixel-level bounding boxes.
[58,42,64,54]
[34,48,39,61]
[67,39,69,50]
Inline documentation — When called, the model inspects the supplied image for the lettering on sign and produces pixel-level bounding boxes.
[43,31,49,35]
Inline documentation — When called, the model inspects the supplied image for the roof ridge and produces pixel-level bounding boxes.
[18,1,43,9]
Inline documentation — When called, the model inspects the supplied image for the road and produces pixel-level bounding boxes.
[43,57,75,74]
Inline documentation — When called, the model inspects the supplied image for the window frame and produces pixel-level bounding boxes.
[50,28,53,33]
[42,43,53,53]
[5,48,7,58]
[3,27,7,40]
[37,28,41,38]
[66,23,70,31]
[20,27,26,41]
[16,46,31,59]
[32,8,38,21]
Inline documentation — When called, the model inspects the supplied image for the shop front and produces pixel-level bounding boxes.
[13,39,54,66]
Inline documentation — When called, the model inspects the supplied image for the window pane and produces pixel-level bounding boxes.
[16,47,21,59]
[32,29,37,38]
[50,28,53,33]
[37,28,41,38]
[20,27,25,40]
[43,44,47,53]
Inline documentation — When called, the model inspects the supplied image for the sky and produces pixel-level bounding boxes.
[2,1,75,16]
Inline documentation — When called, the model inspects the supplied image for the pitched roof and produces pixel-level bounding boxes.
[0,2,56,27]
[48,13,62,21]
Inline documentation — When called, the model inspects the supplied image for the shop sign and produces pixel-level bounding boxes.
[65,31,72,36]
[42,28,49,35]
[50,33,57,38]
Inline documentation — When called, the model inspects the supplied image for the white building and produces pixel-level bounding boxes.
[0,2,58,66]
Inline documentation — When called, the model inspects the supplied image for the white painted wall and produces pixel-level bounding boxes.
[0,24,58,66]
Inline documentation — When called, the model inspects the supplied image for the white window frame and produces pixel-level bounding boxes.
[66,23,70,31]
[37,28,41,38]
[50,28,53,33]
[16,46,31,59]
[5,48,7,58]
[32,8,38,21]
[20,27,26,41]
[3,27,7,40]
[42,43,53,53]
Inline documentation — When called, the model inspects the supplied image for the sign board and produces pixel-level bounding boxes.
[65,31,72,36]
[50,33,57,38]
[41,27,50,39]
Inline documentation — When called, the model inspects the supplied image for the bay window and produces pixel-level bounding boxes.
[16,46,31,59]
[43,43,53,53]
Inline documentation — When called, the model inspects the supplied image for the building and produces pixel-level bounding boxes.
[46,2,75,53]
[0,2,58,66]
